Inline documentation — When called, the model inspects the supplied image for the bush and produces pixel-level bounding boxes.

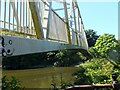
[2,76,23,90]
[54,50,84,67]
[51,73,73,89]
[3,50,85,69]
[88,47,100,58]
[72,66,93,85]
[73,58,115,84]
[2,52,57,69]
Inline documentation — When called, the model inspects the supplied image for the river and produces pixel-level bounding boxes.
[2,67,79,88]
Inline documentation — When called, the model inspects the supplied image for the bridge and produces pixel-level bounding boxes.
[0,0,88,57]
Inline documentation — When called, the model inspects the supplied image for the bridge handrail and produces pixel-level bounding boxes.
[0,0,88,50]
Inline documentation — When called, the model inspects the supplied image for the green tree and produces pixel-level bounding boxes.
[85,29,99,47]
[94,34,118,55]
[54,50,83,67]
[88,47,99,58]
[73,58,114,85]
[94,34,119,66]
[72,66,93,85]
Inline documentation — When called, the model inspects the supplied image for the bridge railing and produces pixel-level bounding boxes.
[42,0,88,49]
[0,0,37,38]
[0,0,88,50]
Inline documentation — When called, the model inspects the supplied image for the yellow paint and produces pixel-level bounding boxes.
[0,29,37,38]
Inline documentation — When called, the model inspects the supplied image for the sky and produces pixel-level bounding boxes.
[77,1,118,39]
[52,0,119,39]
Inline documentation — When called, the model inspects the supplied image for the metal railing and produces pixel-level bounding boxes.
[0,0,88,49]
[0,0,36,38]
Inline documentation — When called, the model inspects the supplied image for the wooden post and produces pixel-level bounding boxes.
[63,0,71,44]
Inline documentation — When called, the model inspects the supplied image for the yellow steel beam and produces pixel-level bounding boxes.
[28,1,44,39]
[63,0,71,44]
[0,29,36,38]
[72,1,78,45]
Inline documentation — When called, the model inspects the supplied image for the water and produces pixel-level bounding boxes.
[2,67,79,88]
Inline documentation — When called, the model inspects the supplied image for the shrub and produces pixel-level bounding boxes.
[72,66,93,85]
[73,58,114,84]
[54,50,84,67]
[2,76,23,90]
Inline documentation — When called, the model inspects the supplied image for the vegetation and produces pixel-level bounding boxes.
[73,58,115,85]
[3,52,50,69]
[54,50,84,67]
[85,29,99,47]
[51,73,72,89]
[94,34,118,58]
[73,66,93,85]
[2,76,23,90]
[90,34,120,67]
[72,33,120,86]
[3,50,85,69]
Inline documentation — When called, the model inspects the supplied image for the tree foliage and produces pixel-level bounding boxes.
[73,34,120,85]
[88,47,99,58]
[94,34,119,58]
[54,50,84,67]
[85,29,99,47]
[72,66,93,85]
[108,47,120,64]
[73,58,117,84]
[3,50,85,69]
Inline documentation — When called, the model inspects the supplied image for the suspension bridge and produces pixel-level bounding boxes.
[0,0,88,57]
